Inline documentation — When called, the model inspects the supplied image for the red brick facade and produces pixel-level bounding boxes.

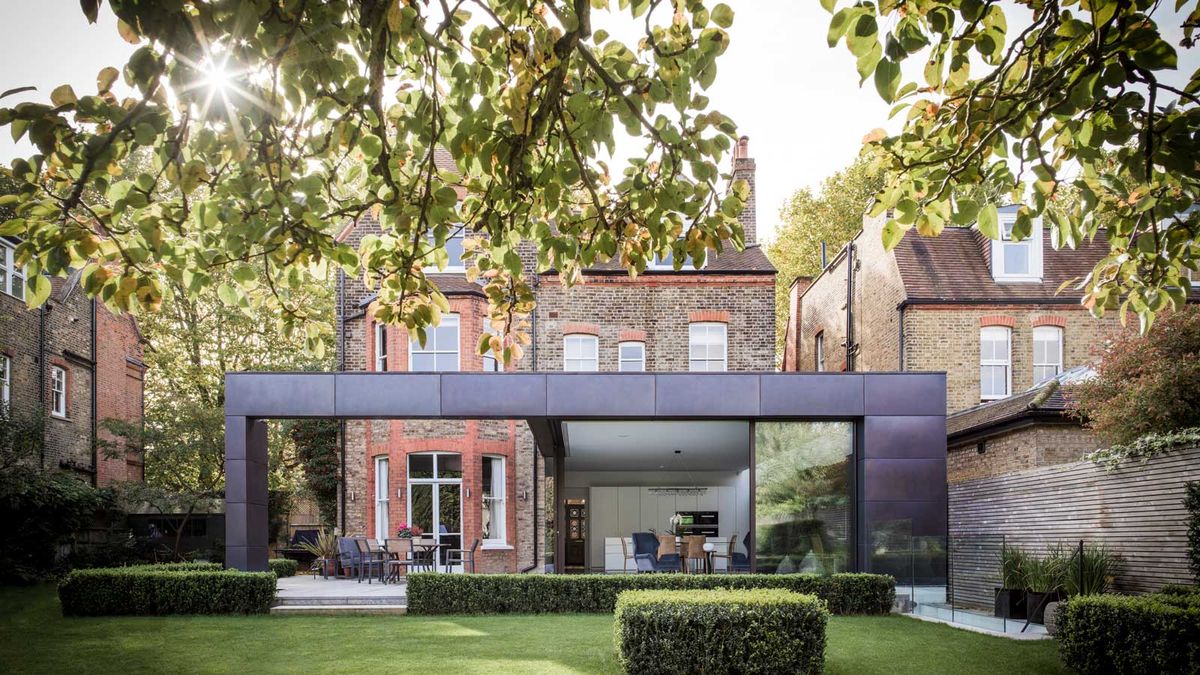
[336,142,776,572]
[0,264,145,485]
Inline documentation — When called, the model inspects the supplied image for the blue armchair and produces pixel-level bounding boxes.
[632,532,680,573]
[337,536,365,579]
[729,531,751,572]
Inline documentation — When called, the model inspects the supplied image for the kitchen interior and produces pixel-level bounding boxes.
[559,420,751,573]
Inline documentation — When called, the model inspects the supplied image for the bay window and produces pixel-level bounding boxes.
[410,314,460,371]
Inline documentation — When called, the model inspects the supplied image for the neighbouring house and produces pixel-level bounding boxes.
[0,238,147,486]
[333,138,777,573]
[782,205,1126,413]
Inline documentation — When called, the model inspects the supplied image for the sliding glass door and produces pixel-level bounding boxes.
[407,453,463,567]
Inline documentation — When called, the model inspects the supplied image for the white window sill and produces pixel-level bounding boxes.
[481,543,513,551]
[50,413,69,421]
[992,276,1043,284]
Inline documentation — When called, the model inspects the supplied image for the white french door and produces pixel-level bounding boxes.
[407,453,463,568]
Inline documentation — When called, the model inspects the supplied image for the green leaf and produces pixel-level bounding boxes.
[820,0,837,13]
[873,58,901,103]
[711,4,734,28]
[96,66,119,93]
[25,273,51,309]
[881,219,906,250]
[359,134,383,158]
[217,283,239,307]
[978,204,999,240]
[50,84,77,107]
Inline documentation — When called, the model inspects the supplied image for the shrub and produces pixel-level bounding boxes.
[614,589,827,675]
[58,566,275,616]
[126,562,224,572]
[269,558,298,578]
[406,572,894,616]
[1068,305,1200,447]
[1057,594,1200,674]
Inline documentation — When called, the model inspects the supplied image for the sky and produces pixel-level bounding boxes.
[0,1,1194,244]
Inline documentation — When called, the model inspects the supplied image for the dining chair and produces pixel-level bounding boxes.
[354,538,385,584]
[619,537,636,573]
[711,532,738,573]
[656,534,681,572]
[683,535,707,573]
[384,538,415,583]
[445,538,479,573]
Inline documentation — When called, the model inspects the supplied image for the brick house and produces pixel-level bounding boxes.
[335,138,776,572]
[0,238,147,486]
[783,205,1125,413]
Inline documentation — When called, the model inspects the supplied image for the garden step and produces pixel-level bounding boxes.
[269,604,408,616]
[274,595,406,606]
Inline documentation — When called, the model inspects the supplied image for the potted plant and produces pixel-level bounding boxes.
[298,529,339,578]
[1024,547,1066,624]
[395,523,423,539]
[994,544,1029,619]
[1048,544,1120,635]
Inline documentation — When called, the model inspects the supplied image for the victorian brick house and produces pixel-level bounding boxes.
[335,138,776,572]
[0,237,147,486]
[781,206,1133,482]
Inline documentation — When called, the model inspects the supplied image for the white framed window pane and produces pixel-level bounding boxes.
[688,323,726,372]
[618,342,644,372]
[1,355,9,406]
[444,232,465,269]
[51,366,66,416]
[1032,326,1063,383]
[1003,244,1030,275]
[375,323,388,371]
[374,457,389,542]
[980,327,1011,399]
[410,315,460,372]
[563,335,597,371]
[482,456,505,543]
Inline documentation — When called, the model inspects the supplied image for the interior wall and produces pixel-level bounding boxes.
[569,469,751,570]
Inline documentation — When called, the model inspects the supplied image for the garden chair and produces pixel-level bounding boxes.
[354,538,385,584]
[445,539,480,573]
[711,532,751,573]
[337,536,364,579]
[384,538,416,583]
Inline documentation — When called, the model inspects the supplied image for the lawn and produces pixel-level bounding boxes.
[0,585,1066,674]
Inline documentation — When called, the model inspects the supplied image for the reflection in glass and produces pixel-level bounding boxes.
[409,454,434,479]
[754,421,853,574]
[410,483,433,533]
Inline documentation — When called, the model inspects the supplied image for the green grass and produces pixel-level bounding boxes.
[0,585,1066,674]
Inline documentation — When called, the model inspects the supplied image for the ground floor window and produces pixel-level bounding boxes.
[374,456,389,542]
[482,455,506,545]
[754,421,853,574]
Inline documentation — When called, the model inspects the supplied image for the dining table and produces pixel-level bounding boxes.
[410,540,445,573]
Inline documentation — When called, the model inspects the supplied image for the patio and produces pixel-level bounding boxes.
[273,575,408,615]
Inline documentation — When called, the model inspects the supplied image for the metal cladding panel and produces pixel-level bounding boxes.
[862,416,947,459]
[863,373,947,416]
[225,503,269,548]
[758,374,864,417]
[224,459,268,506]
[226,546,270,572]
[226,373,336,417]
[334,373,441,417]
[546,374,656,417]
[862,458,948,503]
[653,374,760,417]
[440,373,547,417]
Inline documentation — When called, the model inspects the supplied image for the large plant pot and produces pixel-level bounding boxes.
[994,587,1027,620]
[1026,591,1060,624]
[319,558,337,577]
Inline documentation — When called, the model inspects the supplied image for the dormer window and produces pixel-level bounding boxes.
[649,241,705,271]
[991,212,1043,282]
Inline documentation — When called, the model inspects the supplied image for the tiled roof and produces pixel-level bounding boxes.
[894,228,1111,302]
[946,377,1075,439]
[357,274,485,308]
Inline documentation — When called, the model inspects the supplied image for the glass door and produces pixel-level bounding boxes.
[407,453,463,569]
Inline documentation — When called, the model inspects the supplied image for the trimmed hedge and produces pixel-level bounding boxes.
[1057,593,1200,674]
[406,572,893,615]
[268,558,298,578]
[58,567,276,616]
[125,562,224,573]
[615,589,827,674]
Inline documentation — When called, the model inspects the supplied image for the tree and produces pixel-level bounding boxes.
[766,154,884,356]
[1068,305,1200,446]
[0,0,748,363]
[825,0,1199,331]
[287,418,340,528]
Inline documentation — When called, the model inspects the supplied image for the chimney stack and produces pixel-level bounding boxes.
[731,135,756,245]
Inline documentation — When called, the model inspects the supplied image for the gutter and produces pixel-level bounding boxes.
[521,272,541,573]
[337,267,347,534]
[897,302,906,371]
[38,304,46,470]
[90,299,97,487]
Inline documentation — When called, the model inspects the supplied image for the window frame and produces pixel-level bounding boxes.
[50,365,67,418]
[648,246,705,271]
[618,341,645,372]
[374,456,390,543]
[409,314,461,372]
[814,331,825,372]
[481,455,507,547]
[1032,325,1064,384]
[431,228,467,273]
[991,214,1044,282]
[1,354,10,407]
[563,333,599,372]
[1,239,25,300]
[688,322,728,372]
[979,326,1012,401]
[374,322,388,372]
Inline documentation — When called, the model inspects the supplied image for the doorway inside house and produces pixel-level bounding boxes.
[407,452,463,569]
[564,499,587,572]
